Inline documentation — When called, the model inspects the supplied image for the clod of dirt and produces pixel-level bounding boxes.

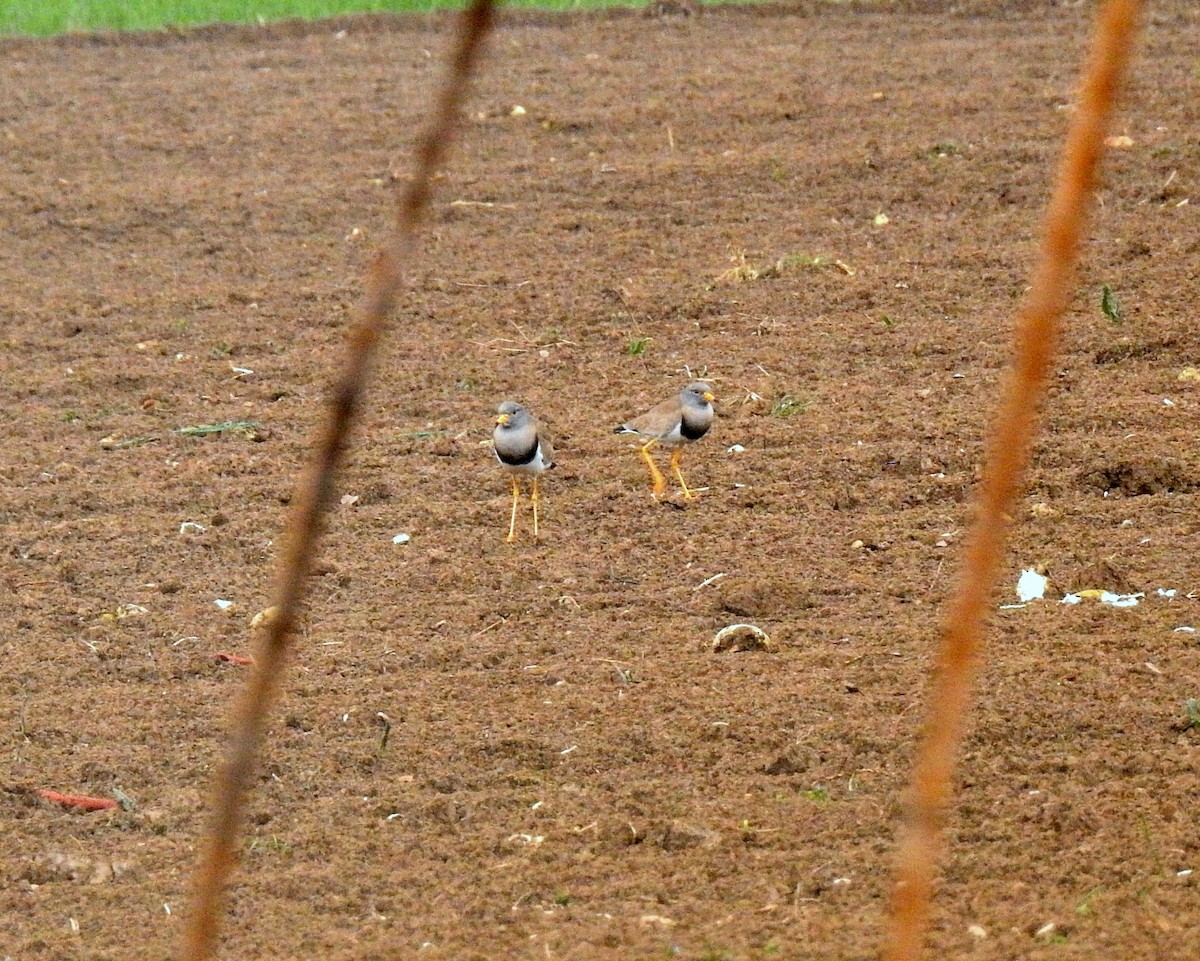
[764,746,815,776]
[1079,459,1195,496]
[652,819,721,851]
[250,606,279,630]
[23,852,133,885]
[598,819,645,849]
[715,579,812,617]
[1091,337,1177,365]
[711,623,773,653]
[1057,558,1141,597]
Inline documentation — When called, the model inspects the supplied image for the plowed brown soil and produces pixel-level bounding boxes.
[3,2,1199,959]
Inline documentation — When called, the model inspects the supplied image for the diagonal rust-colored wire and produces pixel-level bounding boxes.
[880,2,1143,960]
[178,3,497,959]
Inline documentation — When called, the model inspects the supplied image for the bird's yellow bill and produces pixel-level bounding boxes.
[496,413,509,425]
[703,391,715,403]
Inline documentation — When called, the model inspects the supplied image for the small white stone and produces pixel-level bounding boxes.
[967,924,988,939]
[726,444,746,453]
[1035,922,1057,939]
[392,533,411,545]
[214,599,234,611]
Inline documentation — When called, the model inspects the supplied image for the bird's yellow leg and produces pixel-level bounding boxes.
[670,447,695,500]
[639,439,666,496]
[531,475,541,541]
[506,475,520,543]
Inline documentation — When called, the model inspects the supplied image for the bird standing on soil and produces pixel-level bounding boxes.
[615,381,715,499]
[493,400,554,542]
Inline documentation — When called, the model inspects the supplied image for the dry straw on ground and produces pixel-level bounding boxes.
[880,2,1144,958]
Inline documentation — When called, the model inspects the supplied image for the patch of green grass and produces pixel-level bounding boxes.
[1,1,664,37]
[248,834,293,855]
[802,786,829,802]
[715,250,852,285]
[552,890,571,906]
[175,420,262,438]
[63,410,80,423]
[769,394,809,418]
[925,140,964,158]
[625,336,651,356]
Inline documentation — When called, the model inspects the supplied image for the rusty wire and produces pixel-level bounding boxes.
[178,3,497,959]
[879,2,1144,959]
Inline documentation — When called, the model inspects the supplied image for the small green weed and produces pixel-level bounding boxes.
[553,890,571,906]
[1100,284,1124,324]
[626,336,651,356]
[802,786,829,802]
[1183,698,1200,730]
[1074,886,1103,916]
[63,410,80,422]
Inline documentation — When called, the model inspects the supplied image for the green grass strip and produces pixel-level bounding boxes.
[1,0,653,37]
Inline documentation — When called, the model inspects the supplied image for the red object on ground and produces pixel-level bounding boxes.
[213,652,254,666]
[37,790,119,812]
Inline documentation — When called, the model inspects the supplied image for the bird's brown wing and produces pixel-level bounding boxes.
[623,394,683,438]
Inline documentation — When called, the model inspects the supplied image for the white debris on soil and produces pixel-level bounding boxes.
[1100,591,1143,608]
[1016,568,1049,602]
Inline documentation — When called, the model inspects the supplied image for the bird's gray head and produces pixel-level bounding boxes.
[495,400,529,429]
[682,382,716,406]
